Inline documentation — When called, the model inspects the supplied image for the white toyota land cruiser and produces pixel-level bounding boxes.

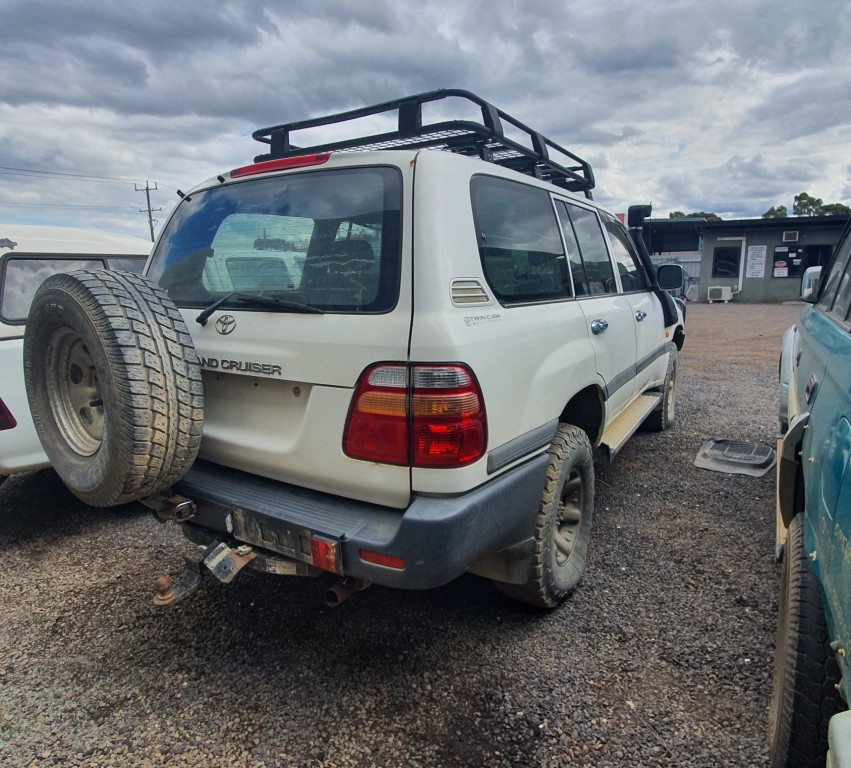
[23,90,684,608]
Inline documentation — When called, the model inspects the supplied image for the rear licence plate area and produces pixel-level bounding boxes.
[231,507,341,574]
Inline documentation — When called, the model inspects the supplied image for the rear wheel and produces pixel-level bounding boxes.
[24,269,204,507]
[496,424,594,608]
[768,513,843,768]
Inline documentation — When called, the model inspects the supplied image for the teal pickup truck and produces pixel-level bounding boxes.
[772,219,851,768]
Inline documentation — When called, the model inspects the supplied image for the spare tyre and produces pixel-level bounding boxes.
[24,269,204,507]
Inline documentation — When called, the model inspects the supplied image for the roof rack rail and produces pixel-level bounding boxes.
[252,88,595,197]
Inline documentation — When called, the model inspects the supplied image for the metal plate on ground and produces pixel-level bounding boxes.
[694,438,776,477]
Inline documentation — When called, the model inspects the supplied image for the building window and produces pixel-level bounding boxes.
[772,244,833,278]
[712,246,741,278]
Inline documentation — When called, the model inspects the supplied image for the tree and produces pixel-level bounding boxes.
[668,211,722,221]
[762,193,850,218]
[793,192,824,217]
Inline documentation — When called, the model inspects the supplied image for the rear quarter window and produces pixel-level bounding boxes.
[470,175,570,304]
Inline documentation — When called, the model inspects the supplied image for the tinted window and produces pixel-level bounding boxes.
[557,202,616,296]
[147,167,402,313]
[107,257,147,273]
[602,214,649,292]
[1,257,103,323]
[818,232,851,319]
[470,176,570,304]
[712,246,741,278]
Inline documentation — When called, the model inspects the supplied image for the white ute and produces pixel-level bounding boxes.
[22,90,685,607]
[0,225,149,483]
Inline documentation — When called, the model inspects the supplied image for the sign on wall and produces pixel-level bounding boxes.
[746,245,767,278]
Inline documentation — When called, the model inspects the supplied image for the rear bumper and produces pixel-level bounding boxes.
[176,456,548,590]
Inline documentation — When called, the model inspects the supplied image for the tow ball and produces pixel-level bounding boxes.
[153,541,256,607]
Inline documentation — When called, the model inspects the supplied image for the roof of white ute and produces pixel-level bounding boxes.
[0,224,152,256]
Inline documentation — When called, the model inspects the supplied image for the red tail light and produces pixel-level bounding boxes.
[0,398,16,431]
[344,364,487,468]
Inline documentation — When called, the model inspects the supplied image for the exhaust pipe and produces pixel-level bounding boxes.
[325,578,370,607]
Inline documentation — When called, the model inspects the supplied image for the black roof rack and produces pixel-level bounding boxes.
[252,88,595,197]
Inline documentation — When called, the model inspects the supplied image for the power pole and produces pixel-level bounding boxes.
[135,181,162,242]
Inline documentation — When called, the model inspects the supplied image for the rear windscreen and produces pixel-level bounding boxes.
[147,166,402,313]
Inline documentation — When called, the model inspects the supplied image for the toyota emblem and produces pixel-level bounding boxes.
[215,315,237,335]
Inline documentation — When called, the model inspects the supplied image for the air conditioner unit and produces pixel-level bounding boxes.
[707,285,734,303]
[783,231,799,242]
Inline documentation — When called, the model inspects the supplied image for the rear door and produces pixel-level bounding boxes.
[147,160,414,508]
[556,200,638,418]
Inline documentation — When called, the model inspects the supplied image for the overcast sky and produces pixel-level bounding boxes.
[1,0,849,241]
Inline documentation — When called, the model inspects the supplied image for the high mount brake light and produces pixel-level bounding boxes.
[229,152,332,179]
[343,364,487,468]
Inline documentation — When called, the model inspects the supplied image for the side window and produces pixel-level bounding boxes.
[601,214,649,292]
[471,176,570,304]
[1,257,104,323]
[818,232,851,320]
[557,201,616,296]
[832,267,851,322]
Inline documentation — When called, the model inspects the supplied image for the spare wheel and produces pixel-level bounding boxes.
[24,269,204,507]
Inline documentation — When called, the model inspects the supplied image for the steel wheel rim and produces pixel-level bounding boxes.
[554,471,583,566]
[46,327,104,456]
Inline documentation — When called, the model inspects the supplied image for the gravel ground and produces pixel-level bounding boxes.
[0,302,802,768]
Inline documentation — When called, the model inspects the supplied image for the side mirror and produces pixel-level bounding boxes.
[657,263,684,291]
[800,266,821,303]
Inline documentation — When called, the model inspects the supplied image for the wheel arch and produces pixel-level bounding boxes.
[559,385,604,446]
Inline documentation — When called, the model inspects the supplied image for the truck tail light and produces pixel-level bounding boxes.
[0,398,17,431]
[344,364,487,468]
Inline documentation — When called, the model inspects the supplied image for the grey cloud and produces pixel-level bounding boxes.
[0,0,849,235]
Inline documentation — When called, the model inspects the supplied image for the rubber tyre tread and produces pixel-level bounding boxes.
[646,343,678,432]
[768,513,843,768]
[496,424,594,609]
[24,269,204,507]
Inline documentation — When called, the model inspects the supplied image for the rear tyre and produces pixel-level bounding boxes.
[646,344,678,432]
[496,424,594,608]
[24,270,204,507]
[768,513,843,768]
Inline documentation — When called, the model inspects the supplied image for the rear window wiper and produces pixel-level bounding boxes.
[196,292,324,325]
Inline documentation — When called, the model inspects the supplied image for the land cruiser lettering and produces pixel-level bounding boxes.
[199,357,283,376]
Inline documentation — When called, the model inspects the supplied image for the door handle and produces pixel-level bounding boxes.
[805,374,818,403]
[635,310,647,322]
[591,319,609,335]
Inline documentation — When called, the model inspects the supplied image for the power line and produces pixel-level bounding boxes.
[0,201,141,210]
[0,165,148,184]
